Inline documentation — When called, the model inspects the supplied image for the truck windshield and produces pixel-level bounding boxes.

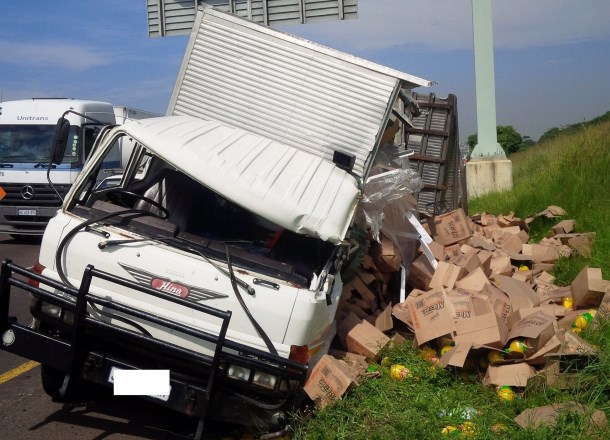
[0,124,80,164]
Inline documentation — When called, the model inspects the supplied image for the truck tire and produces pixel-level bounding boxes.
[40,364,67,401]
[340,226,370,283]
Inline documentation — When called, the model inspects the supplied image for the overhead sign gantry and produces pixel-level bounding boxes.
[146,0,358,37]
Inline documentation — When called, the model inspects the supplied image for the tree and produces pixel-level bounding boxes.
[466,125,526,157]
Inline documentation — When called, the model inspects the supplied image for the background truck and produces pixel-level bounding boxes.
[0,99,157,237]
[0,5,430,438]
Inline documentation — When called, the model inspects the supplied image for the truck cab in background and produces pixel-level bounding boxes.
[0,99,157,236]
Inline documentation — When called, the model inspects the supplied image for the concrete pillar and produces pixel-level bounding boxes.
[467,0,512,198]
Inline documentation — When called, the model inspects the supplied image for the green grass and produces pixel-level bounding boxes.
[291,120,610,439]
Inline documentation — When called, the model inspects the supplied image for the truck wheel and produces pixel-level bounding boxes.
[340,226,370,283]
[40,364,67,401]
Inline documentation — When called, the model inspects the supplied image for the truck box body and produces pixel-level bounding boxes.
[168,5,431,180]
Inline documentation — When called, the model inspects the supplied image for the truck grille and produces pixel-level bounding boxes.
[0,183,70,207]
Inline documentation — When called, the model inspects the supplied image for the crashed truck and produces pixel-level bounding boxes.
[0,5,437,435]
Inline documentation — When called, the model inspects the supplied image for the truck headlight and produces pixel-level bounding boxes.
[252,371,278,390]
[63,310,74,325]
[226,365,251,382]
[41,301,62,318]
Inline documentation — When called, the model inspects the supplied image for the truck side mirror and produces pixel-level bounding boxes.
[50,117,71,165]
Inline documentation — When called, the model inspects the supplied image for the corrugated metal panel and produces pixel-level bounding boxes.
[147,0,359,37]
[168,6,431,179]
[124,116,359,243]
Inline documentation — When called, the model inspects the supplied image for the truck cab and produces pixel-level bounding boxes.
[0,98,116,236]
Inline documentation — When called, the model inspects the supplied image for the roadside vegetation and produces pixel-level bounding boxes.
[291,117,610,439]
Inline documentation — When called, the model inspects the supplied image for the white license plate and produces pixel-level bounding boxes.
[18,209,37,216]
[108,367,171,401]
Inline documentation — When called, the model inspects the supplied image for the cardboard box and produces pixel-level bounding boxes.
[522,244,560,263]
[444,243,462,260]
[492,275,540,311]
[304,355,354,408]
[455,267,490,292]
[484,284,513,324]
[467,235,496,252]
[407,289,456,345]
[371,233,401,273]
[407,254,435,290]
[351,276,378,311]
[327,350,369,385]
[537,205,566,218]
[525,333,562,365]
[571,267,610,309]
[477,251,493,276]
[490,255,513,276]
[544,331,597,389]
[367,305,394,332]
[507,310,557,354]
[453,312,508,349]
[430,208,472,246]
[500,233,523,254]
[567,233,595,258]
[446,294,476,320]
[345,319,390,359]
[482,363,536,387]
[592,288,610,328]
[451,251,481,274]
[429,261,466,290]
[507,305,556,330]
[428,240,446,262]
[336,312,362,348]
[440,341,474,368]
[514,402,607,430]
[552,219,575,235]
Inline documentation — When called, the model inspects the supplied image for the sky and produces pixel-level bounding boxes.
[1,1,609,143]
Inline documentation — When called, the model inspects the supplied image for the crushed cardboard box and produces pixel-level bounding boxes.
[304,355,354,408]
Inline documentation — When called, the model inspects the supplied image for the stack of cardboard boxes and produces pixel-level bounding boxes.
[305,206,610,407]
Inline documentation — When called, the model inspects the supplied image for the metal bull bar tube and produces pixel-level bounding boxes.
[0,259,307,438]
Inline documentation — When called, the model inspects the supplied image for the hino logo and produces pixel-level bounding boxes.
[119,263,229,302]
[21,185,35,200]
[151,279,189,298]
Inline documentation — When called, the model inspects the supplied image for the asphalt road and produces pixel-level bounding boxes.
[0,234,245,440]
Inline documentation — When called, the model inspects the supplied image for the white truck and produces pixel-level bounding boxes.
[0,6,430,437]
[0,99,157,237]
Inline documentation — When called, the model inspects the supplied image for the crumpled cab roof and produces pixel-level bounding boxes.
[124,115,359,244]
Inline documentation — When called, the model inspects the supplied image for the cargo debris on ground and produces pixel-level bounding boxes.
[305,203,609,422]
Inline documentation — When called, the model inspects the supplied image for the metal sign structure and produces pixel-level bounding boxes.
[147,0,358,37]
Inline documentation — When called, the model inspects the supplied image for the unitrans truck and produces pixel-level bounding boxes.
[0,6,431,438]
[0,98,115,236]
[0,98,157,236]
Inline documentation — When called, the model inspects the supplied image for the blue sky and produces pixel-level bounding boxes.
[1,1,609,142]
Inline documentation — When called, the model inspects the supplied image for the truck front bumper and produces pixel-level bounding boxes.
[0,260,307,435]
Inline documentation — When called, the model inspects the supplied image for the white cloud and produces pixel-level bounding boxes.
[283,0,610,52]
[0,39,109,70]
